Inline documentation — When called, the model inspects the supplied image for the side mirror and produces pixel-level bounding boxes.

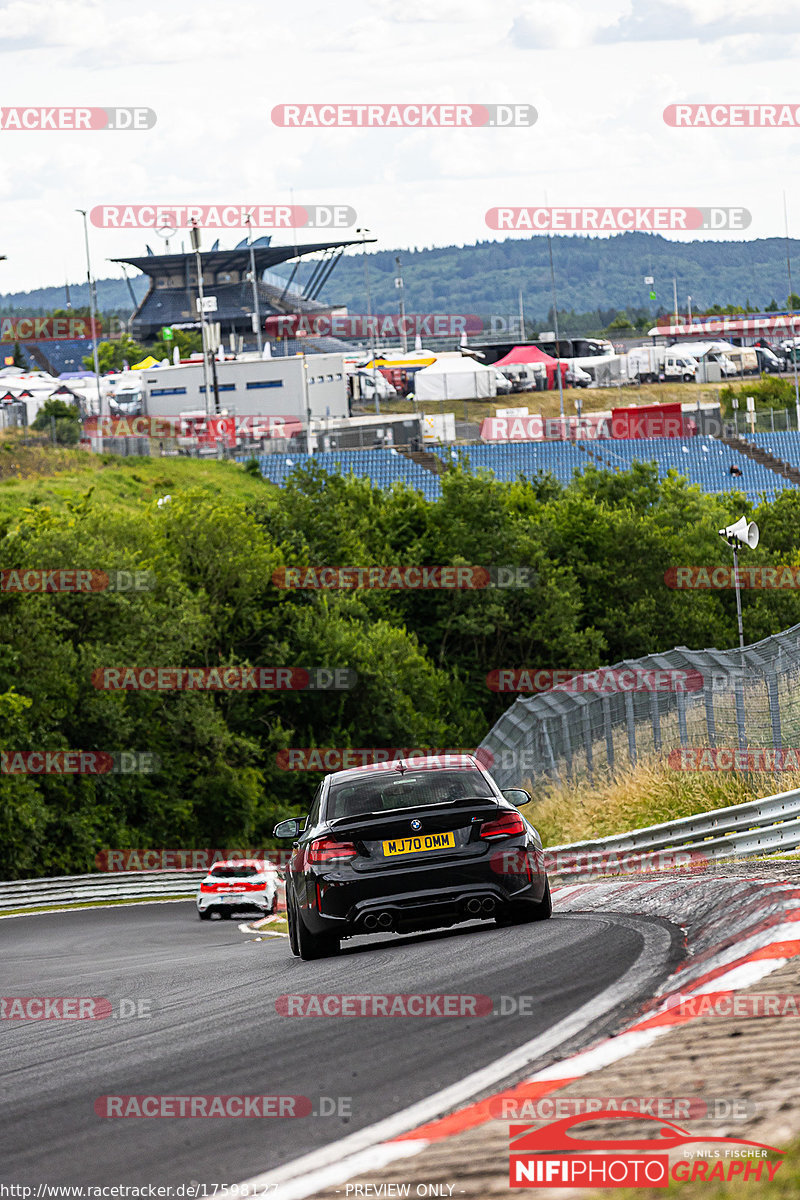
[502,788,532,808]
[273,818,302,839]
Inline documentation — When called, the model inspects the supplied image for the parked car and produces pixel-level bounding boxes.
[196,859,280,920]
[755,346,782,374]
[274,754,552,960]
[494,369,513,395]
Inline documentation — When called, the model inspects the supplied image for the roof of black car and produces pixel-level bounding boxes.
[327,753,484,783]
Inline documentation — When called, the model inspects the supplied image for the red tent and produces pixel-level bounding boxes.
[494,345,568,389]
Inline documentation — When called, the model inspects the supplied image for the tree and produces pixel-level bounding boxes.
[84,335,149,373]
[31,397,82,444]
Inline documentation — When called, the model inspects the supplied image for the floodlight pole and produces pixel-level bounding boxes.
[732,544,745,652]
[246,213,263,354]
[76,210,103,417]
[190,221,215,416]
[357,227,379,414]
[395,255,407,354]
[783,192,800,430]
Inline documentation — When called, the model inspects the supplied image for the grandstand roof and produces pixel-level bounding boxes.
[111,238,373,277]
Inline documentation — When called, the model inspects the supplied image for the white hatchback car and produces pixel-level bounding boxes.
[196,859,280,920]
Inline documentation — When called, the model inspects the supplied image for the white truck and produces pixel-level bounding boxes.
[105,353,350,421]
[671,342,738,377]
[626,345,700,383]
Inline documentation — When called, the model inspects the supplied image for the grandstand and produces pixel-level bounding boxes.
[741,431,800,476]
[239,448,442,501]
[112,236,373,352]
[241,434,800,507]
[426,437,795,504]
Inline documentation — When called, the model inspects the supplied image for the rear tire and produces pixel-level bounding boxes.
[220,909,233,920]
[294,896,340,960]
[495,878,552,925]
[287,892,300,957]
[198,909,211,921]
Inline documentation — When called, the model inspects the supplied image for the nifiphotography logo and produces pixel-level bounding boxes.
[508,1112,783,1188]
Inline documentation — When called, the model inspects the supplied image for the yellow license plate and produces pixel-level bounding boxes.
[382,832,456,857]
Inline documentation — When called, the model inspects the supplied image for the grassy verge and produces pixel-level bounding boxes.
[0,896,192,915]
[0,439,270,521]
[378,381,724,425]
[521,760,789,847]
[253,915,289,936]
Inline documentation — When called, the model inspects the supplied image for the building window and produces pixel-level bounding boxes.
[245,380,283,389]
[199,383,236,393]
[150,387,187,396]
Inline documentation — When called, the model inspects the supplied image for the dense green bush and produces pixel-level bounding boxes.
[1,459,799,876]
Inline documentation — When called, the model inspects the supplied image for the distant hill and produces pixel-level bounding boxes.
[3,232,798,332]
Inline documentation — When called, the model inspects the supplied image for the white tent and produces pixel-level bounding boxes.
[414,355,496,401]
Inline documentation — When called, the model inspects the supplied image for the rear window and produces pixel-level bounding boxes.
[209,865,260,878]
[326,769,495,821]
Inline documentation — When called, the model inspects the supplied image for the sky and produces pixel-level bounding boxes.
[2,0,800,293]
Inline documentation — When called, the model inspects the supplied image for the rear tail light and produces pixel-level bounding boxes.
[200,882,215,892]
[479,811,526,840]
[306,837,358,864]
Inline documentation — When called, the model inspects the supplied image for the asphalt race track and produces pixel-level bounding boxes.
[0,902,681,1186]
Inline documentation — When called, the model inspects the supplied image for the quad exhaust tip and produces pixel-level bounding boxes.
[465,897,482,914]
[481,897,496,913]
[363,911,393,930]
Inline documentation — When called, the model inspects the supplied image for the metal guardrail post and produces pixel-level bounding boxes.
[676,689,688,746]
[582,706,594,782]
[650,691,662,753]
[704,685,717,748]
[542,721,559,781]
[561,714,573,781]
[767,672,782,753]
[734,682,747,749]
[603,698,615,773]
[624,691,637,765]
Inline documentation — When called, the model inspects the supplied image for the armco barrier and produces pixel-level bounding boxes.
[1,787,799,903]
[547,784,800,876]
[0,868,287,914]
[0,870,202,911]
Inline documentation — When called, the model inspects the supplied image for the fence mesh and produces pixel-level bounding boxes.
[479,623,800,790]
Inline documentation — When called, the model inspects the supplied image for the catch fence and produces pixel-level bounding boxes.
[479,622,800,791]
